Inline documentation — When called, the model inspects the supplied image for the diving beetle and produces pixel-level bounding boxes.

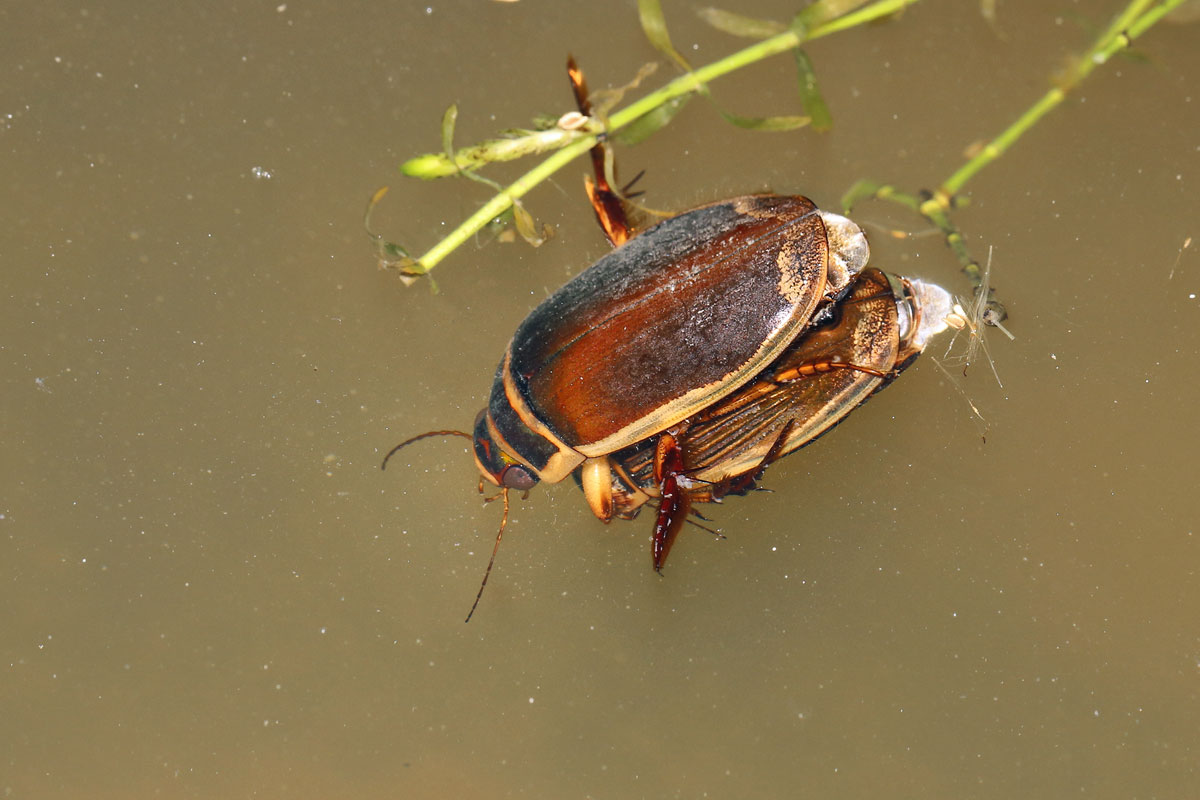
[385,192,876,620]
[472,191,871,541]
[383,58,964,620]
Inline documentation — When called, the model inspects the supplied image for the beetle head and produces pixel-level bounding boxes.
[471,409,539,491]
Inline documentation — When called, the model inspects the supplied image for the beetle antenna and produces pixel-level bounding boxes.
[381,429,472,470]
[465,487,510,623]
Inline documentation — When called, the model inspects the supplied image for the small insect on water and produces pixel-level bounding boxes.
[383,59,967,621]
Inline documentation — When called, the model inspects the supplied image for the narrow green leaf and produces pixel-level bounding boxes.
[586,62,660,120]
[437,103,517,191]
[364,185,423,279]
[613,95,692,145]
[638,0,692,71]
[697,8,786,38]
[400,128,589,179]
[795,0,872,29]
[793,49,833,131]
[512,202,536,242]
[512,202,550,247]
[718,110,810,131]
[1117,48,1153,63]
[979,0,997,25]
[400,152,460,179]
[440,104,458,165]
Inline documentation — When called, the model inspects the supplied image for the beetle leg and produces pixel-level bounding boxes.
[752,418,797,480]
[608,458,653,520]
[683,511,725,538]
[650,430,692,573]
[580,455,616,522]
[652,472,689,574]
[584,169,635,248]
[566,56,635,246]
[704,417,797,503]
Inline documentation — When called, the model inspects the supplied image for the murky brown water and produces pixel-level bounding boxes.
[4,1,1198,797]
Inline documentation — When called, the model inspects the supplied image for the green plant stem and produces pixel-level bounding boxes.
[417,138,599,273]
[609,0,917,130]
[841,0,1186,321]
[936,0,1185,200]
[405,0,921,276]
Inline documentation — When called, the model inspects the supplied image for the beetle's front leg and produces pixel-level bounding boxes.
[580,455,616,522]
[651,428,691,573]
[566,56,638,246]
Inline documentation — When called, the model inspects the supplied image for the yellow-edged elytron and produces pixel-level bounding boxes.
[383,59,964,620]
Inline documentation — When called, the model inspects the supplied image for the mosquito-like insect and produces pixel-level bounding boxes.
[941,246,1013,387]
[926,246,1014,441]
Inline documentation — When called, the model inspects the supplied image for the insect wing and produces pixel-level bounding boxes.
[680,269,902,483]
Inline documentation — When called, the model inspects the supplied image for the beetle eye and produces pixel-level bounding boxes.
[499,464,538,491]
[472,409,540,490]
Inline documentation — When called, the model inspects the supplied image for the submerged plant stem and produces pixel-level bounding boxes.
[939,0,1187,199]
[846,0,1186,321]
[402,0,921,276]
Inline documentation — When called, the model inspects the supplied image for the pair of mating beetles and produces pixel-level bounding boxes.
[385,61,969,621]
